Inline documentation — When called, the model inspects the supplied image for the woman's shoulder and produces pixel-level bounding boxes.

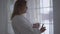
[12,15,21,20]
[14,15,20,18]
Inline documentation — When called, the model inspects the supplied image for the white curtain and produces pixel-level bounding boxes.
[25,0,54,34]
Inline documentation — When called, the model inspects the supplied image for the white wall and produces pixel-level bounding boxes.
[53,0,60,34]
[0,0,8,34]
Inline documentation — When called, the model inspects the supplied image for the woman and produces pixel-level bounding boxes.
[11,0,46,34]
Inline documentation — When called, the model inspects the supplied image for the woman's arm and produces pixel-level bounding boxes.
[33,23,46,33]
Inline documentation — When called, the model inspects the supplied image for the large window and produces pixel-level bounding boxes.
[8,0,53,34]
[26,0,53,34]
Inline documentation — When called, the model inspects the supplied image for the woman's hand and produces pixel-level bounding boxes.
[40,24,46,33]
[33,23,40,28]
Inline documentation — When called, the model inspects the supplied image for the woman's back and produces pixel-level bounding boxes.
[12,15,41,34]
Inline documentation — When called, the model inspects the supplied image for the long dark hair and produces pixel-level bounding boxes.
[11,0,27,20]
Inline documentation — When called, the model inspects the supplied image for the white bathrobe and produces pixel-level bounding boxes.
[12,15,41,34]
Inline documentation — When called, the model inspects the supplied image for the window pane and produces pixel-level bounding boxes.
[41,20,49,23]
[43,0,50,7]
[40,8,50,14]
[40,0,43,8]
[49,24,54,34]
[43,8,50,14]
[27,0,36,9]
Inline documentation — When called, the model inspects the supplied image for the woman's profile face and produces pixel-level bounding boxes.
[23,5,28,13]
